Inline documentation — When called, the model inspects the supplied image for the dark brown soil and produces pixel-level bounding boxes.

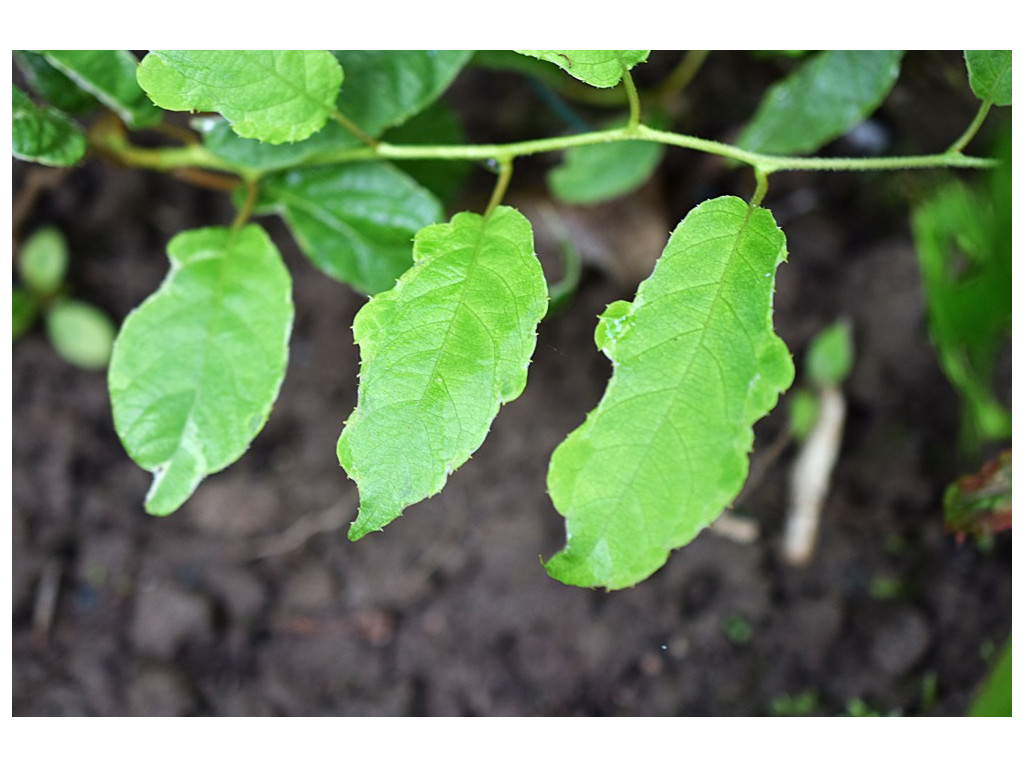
[12,51,1011,716]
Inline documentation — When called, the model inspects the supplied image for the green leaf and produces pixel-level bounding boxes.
[338,206,548,540]
[738,50,903,156]
[964,50,1011,106]
[14,51,99,115]
[383,99,471,205]
[788,388,820,442]
[254,162,443,295]
[514,50,649,88]
[108,225,293,516]
[912,168,1011,448]
[138,50,343,144]
[45,299,115,370]
[12,288,38,339]
[199,50,472,173]
[549,136,663,205]
[969,636,1011,716]
[19,226,69,294]
[545,196,794,589]
[805,319,854,388]
[40,50,161,128]
[13,85,87,167]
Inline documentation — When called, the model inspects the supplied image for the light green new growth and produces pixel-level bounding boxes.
[138,50,343,144]
[964,51,1012,106]
[13,85,86,167]
[108,225,293,515]
[546,196,794,589]
[255,161,443,295]
[805,319,854,388]
[19,226,69,295]
[46,299,115,371]
[515,50,649,88]
[338,206,548,540]
[738,50,903,156]
[41,50,161,129]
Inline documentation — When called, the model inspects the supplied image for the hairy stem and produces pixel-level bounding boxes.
[484,157,514,216]
[622,68,642,129]
[947,99,994,154]
[92,118,1000,185]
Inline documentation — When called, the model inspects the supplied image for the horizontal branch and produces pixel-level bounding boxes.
[92,120,1000,184]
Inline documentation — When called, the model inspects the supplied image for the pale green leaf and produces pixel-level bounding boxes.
[549,138,663,205]
[19,226,69,295]
[41,50,160,128]
[138,50,343,144]
[545,196,794,589]
[805,319,854,388]
[12,85,87,167]
[200,50,472,173]
[965,50,1011,106]
[738,50,903,156]
[515,50,649,88]
[45,299,115,370]
[108,225,293,515]
[15,51,99,115]
[255,162,443,295]
[338,206,548,540]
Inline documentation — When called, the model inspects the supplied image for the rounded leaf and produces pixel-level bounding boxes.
[45,299,115,370]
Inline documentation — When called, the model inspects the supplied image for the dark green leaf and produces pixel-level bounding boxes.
[546,197,794,589]
[255,162,443,295]
[12,85,87,167]
[138,50,343,143]
[969,636,1012,716]
[912,167,1011,448]
[12,288,38,339]
[108,225,293,515]
[41,50,161,128]
[549,137,663,205]
[14,51,98,114]
[338,206,548,540]
[738,50,903,156]
[964,50,1011,106]
[383,100,470,205]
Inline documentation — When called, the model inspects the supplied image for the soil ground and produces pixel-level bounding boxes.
[12,51,1011,716]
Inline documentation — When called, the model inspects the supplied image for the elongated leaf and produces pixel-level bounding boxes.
[515,50,649,88]
[546,196,794,589]
[549,137,663,205]
[255,162,443,295]
[200,50,472,173]
[738,50,903,156]
[41,50,160,128]
[108,225,293,515]
[15,51,98,114]
[338,206,548,540]
[12,85,87,166]
[965,50,1011,106]
[138,50,343,144]
[912,176,1011,447]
